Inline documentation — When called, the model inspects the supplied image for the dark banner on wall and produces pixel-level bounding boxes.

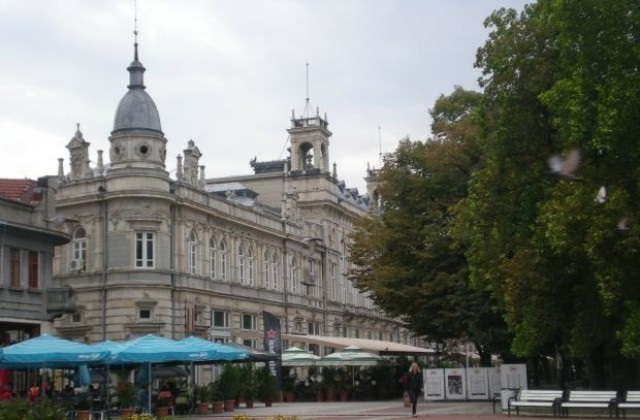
[263,311,282,389]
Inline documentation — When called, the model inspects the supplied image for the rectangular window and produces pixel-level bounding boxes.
[139,309,151,319]
[28,251,38,289]
[308,343,320,356]
[135,232,155,268]
[243,339,257,348]
[242,313,257,330]
[9,248,20,288]
[71,313,82,323]
[307,321,321,335]
[212,310,229,328]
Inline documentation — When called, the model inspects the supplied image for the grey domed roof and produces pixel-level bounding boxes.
[111,44,163,136]
[113,88,162,135]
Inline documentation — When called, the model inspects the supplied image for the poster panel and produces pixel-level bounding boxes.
[444,368,467,400]
[488,366,501,398]
[424,368,445,401]
[499,363,528,390]
[466,367,489,400]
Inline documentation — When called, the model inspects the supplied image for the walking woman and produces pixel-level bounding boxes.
[406,362,423,417]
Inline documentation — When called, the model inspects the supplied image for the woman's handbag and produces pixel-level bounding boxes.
[403,391,411,407]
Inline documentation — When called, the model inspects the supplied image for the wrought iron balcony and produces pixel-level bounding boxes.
[46,287,76,316]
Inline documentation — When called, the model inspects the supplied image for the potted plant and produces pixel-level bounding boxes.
[75,393,92,420]
[321,367,337,401]
[219,363,240,412]
[239,364,258,408]
[195,384,210,415]
[337,380,351,402]
[210,382,224,414]
[115,381,137,419]
[256,365,277,407]
[282,368,296,403]
[154,394,170,419]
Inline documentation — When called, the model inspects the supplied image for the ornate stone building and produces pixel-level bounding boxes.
[49,39,414,361]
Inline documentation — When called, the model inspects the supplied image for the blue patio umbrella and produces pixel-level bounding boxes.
[77,364,91,386]
[0,334,110,368]
[223,342,278,362]
[177,336,248,362]
[88,340,122,353]
[107,334,225,413]
[108,334,222,364]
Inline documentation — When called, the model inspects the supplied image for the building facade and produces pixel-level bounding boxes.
[48,40,415,363]
[0,178,71,346]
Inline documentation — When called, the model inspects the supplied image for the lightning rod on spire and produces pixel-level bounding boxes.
[133,0,139,60]
[304,61,312,118]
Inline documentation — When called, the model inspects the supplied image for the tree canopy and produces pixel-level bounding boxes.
[349,0,640,387]
[456,0,640,388]
[349,87,511,366]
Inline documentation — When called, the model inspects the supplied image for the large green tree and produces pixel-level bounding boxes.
[350,87,511,366]
[456,0,640,388]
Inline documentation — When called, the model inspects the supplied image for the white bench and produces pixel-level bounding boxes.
[560,390,617,417]
[507,389,563,417]
[617,390,640,418]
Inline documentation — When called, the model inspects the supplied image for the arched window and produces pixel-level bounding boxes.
[188,230,197,275]
[271,252,279,290]
[238,245,245,284]
[341,278,348,304]
[290,257,298,294]
[247,247,255,287]
[208,237,217,279]
[71,227,87,271]
[263,251,270,289]
[219,240,227,281]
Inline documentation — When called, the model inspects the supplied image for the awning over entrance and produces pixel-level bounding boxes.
[282,334,434,356]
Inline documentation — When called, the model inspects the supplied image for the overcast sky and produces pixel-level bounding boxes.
[0,0,530,193]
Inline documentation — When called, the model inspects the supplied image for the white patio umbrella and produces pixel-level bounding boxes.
[318,346,384,392]
[318,346,382,367]
[281,346,321,367]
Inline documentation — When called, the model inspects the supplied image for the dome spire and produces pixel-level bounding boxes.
[134,1,139,60]
[128,0,145,90]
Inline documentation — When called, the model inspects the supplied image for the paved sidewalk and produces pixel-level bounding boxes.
[176,400,505,420]
[170,399,622,420]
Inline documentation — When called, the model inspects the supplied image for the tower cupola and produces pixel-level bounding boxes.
[107,31,168,184]
[112,38,163,137]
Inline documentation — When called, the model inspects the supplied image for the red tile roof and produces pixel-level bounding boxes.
[0,178,37,205]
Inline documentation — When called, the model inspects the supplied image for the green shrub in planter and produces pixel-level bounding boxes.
[256,366,277,403]
[219,363,241,401]
[0,398,65,420]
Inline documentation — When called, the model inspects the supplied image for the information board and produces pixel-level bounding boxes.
[444,368,467,400]
[424,368,445,401]
[466,367,489,400]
